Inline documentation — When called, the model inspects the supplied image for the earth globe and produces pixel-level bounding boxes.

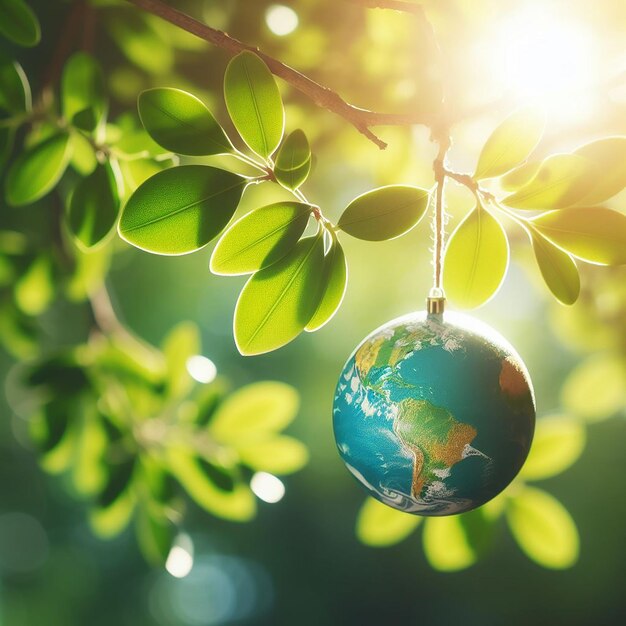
[333,299,535,516]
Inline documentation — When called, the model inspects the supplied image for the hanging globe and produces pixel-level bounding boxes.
[333,300,535,516]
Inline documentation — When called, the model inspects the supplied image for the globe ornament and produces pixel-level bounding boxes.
[333,299,535,516]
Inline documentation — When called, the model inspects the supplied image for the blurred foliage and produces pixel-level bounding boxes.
[0,0,625,624]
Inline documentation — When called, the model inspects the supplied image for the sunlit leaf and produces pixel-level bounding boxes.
[561,353,626,422]
[62,52,106,131]
[72,412,108,496]
[574,136,626,204]
[0,0,40,46]
[209,381,299,444]
[338,185,430,241]
[67,163,120,250]
[167,447,255,521]
[520,415,586,480]
[0,52,31,112]
[90,487,136,539]
[274,129,311,190]
[237,435,308,475]
[161,321,200,399]
[422,516,478,571]
[503,154,596,210]
[210,201,311,275]
[118,165,246,255]
[305,234,347,331]
[474,106,545,180]
[531,207,626,265]
[499,160,541,192]
[138,88,232,155]
[530,230,580,305]
[506,486,579,568]
[5,133,72,206]
[69,131,98,176]
[356,497,421,547]
[224,51,284,158]
[234,233,325,355]
[14,255,54,315]
[136,505,175,566]
[119,157,169,195]
[66,244,111,301]
[443,203,509,308]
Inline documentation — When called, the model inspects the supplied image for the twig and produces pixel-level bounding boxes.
[125,0,439,149]
[432,133,451,291]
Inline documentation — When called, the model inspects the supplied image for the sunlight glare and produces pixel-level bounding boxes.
[166,534,194,578]
[250,472,285,503]
[186,355,217,384]
[265,5,299,37]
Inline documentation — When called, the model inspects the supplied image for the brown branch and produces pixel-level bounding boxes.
[125,0,437,149]
[432,133,450,291]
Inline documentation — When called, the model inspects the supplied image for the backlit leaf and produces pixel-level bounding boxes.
[210,201,311,275]
[138,88,232,155]
[574,136,626,204]
[423,516,478,571]
[0,52,30,112]
[62,52,106,131]
[305,234,347,331]
[69,131,98,176]
[274,129,311,190]
[209,381,299,443]
[443,203,509,308]
[90,488,135,539]
[14,255,54,315]
[67,163,120,250]
[224,51,284,158]
[338,185,430,241]
[506,486,579,568]
[356,497,421,547]
[503,154,596,210]
[72,412,108,496]
[531,230,580,305]
[119,165,246,255]
[161,321,200,399]
[561,353,626,422]
[0,0,40,46]
[167,447,255,521]
[474,106,545,180]
[234,233,325,355]
[500,160,541,192]
[520,415,586,480]
[5,133,72,206]
[136,505,175,566]
[237,435,309,475]
[531,207,626,265]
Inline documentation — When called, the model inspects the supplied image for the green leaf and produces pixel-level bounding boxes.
[274,129,311,190]
[90,488,135,539]
[167,447,255,522]
[422,516,478,571]
[531,207,626,265]
[0,0,40,46]
[237,435,309,475]
[118,165,246,255]
[67,163,120,250]
[209,381,299,444]
[14,255,54,315]
[443,203,509,308]
[561,353,626,422]
[474,106,545,180]
[72,412,108,496]
[520,415,586,480]
[234,233,325,355]
[210,201,311,275]
[506,486,579,569]
[98,458,136,509]
[356,498,422,547]
[5,133,72,206]
[530,230,580,305]
[62,52,106,131]
[305,235,347,331]
[138,87,232,156]
[503,154,596,210]
[69,131,98,176]
[574,136,626,204]
[0,53,31,112]
[136,505,176,566]
[224,50,284,159]
[499,160,541,192]
[161,321,201,399]
[338,185,430,241]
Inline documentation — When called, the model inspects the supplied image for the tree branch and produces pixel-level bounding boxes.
[125,0,437,149]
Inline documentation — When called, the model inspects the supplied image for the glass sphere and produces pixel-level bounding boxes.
[333,311,535,516]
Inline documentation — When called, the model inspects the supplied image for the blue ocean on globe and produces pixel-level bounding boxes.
[333,311,535,516]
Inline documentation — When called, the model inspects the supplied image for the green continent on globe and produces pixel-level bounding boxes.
[393,398,477,500]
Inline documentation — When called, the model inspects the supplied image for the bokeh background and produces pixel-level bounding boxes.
[1,0,625,624]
